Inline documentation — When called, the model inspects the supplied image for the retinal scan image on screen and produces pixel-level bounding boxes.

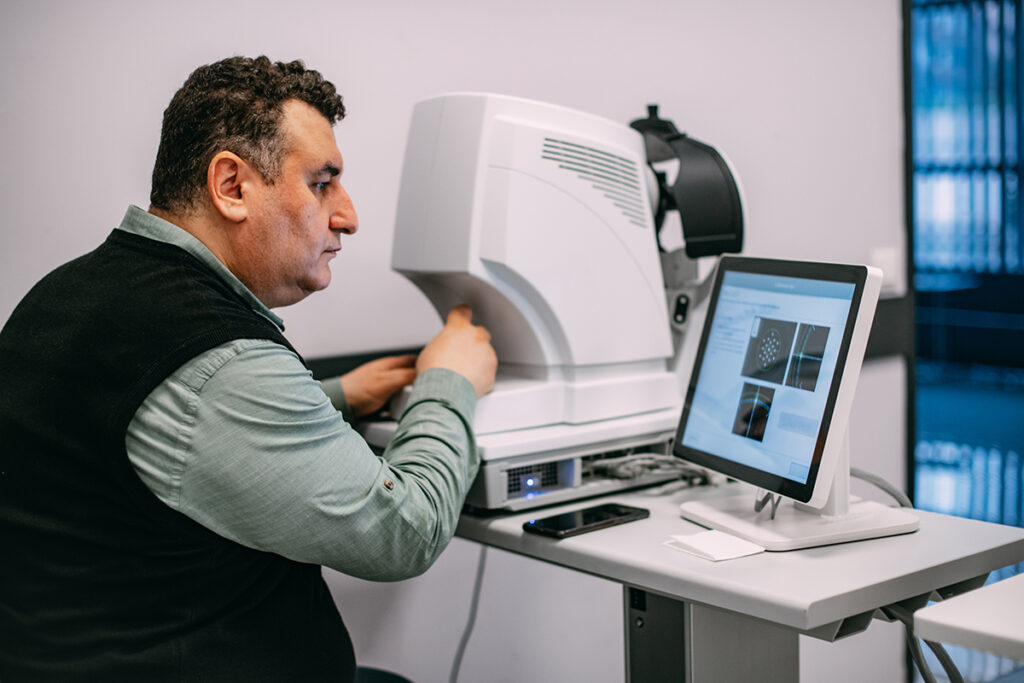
[732,382,775,442]
[679,268,857,485]
[741,317,796,385]
[785,324,831,392]
[734,318,832,445]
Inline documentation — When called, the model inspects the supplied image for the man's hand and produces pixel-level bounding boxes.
[417,305,497,398]
[340,354,418,418]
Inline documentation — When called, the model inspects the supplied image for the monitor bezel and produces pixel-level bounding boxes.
[672,255,870,505]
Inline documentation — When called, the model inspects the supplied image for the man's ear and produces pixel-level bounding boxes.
[207,151,257,223]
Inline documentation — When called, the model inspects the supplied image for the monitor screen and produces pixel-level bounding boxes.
[673,256,870,504]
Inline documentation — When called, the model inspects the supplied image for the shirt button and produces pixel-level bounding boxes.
[383,479,395,491]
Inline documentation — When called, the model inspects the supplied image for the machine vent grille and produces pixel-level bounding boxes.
[541,137,648,228]
[506,462,559,497]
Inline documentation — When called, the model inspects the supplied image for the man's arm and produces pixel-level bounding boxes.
[323,305,495,420]
[336,354,417,419]
[126,307,496,581]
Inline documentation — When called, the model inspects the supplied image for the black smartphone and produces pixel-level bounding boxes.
[522,503,650,539]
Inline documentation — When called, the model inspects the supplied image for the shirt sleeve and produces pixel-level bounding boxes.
[320,375,355,423]
[126,339,479,581]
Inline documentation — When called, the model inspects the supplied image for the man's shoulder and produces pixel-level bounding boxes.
[175,338,303,392]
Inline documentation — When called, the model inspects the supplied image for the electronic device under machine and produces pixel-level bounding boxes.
[361,91,745,511]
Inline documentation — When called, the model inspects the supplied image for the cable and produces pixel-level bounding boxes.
[904,621,939,683]
[883,605,937,683]
[924,637,966,683]
[584,452,709,483]
[850,467,913,508]
[449,544,488,683]
[851,472,966,683]
[883,601,966,683]
[753,490,782,519]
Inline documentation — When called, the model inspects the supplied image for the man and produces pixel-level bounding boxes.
[0,56,497,681]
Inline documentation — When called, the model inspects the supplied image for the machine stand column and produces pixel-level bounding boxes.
[624,587,799,682]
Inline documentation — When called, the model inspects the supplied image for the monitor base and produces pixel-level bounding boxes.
[679,494,919,551]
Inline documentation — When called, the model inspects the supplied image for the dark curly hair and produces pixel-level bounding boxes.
[150,56,345,213]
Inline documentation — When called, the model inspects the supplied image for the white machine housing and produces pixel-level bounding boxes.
[363,93,703,510]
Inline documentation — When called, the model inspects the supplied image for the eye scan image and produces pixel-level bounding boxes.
[733,382,775,442]
[785,323,830,392]
[742,317,797,385]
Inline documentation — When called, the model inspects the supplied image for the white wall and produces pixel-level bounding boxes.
[0,1,909,681]
[0,0,906,353]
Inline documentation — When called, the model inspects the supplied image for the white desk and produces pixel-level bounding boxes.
[456,482,1024,682]
[914,571,1024,660]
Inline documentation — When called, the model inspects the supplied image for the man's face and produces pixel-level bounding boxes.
[240,99,358,308]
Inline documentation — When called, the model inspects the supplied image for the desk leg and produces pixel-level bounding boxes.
[624,587,799,683]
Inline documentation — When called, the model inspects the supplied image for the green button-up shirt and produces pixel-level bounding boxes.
[120,206,479,581]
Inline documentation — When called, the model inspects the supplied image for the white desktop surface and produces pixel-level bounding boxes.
[914,572,1024,660]
[457,481,1024,634]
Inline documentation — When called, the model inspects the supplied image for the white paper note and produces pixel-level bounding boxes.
[664,530,765,561]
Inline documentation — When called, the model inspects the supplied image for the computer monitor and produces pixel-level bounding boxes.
[673,256,918,550]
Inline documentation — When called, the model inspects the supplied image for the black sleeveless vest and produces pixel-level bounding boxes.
[0,229,355,682]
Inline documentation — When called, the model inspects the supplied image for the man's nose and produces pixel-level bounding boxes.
[330,185,358,235]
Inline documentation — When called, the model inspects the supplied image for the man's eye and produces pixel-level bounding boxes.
[313,181,329,193]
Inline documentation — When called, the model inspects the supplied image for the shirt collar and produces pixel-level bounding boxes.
[116,205,285,331]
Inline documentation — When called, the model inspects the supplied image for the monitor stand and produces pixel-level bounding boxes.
[678,432,920,551]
